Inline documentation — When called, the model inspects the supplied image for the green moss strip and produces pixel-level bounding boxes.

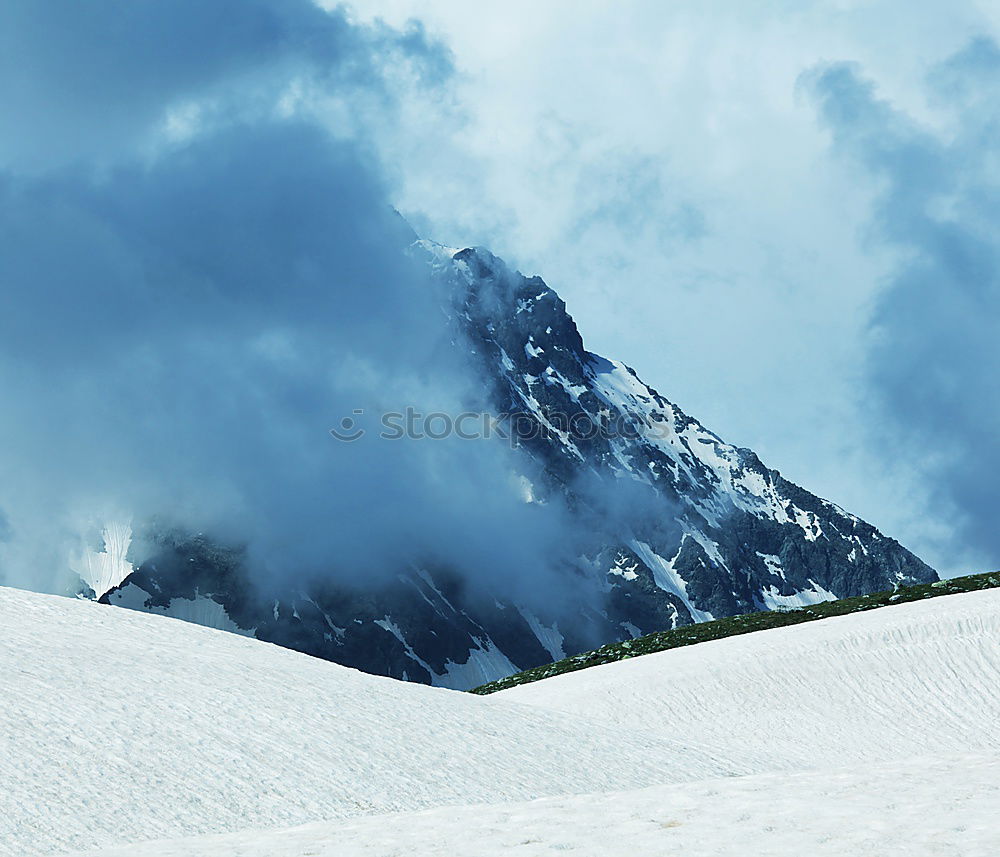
[470,570,1000,695]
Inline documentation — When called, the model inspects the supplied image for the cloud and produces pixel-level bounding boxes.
[340,1,1000,574]
[804,39,1000,570]
[0,0,579,607]
[0,0,449,171]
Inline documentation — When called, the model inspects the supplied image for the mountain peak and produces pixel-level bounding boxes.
[87,239,936,688]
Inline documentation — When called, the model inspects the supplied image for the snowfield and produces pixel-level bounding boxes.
[2,586,999,856]
[65,753,1000,857]
[504,587,1000,772]
[0,587,723,857]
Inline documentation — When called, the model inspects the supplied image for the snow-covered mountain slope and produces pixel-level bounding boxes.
[0,585,726,857]
[20,586,1000,857]
[87,241,935,688]
[441,243,935,615]
[502,586,1000,773]
[71,753,1000,857]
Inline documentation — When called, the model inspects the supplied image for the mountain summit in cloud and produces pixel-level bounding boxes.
[84,239,936,688]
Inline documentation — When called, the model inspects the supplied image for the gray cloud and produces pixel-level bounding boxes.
[804,39,1000,570]
[0,0,579,607]
[0,0,448,171]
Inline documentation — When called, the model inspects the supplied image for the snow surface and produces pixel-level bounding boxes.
[71,521,134,600]
[69,753,1000,857]
[0,586,722,857]
[505,588,1000,774]
[518,608,567,662]
[108,583,254,636]
[759,578,837,610]
[631,537,715,622]
[436,638,521,690]
[5,586,1000,856]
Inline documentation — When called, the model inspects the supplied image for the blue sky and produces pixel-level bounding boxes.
[0,0,997,583]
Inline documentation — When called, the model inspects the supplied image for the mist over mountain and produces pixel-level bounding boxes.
[81,238,935,688]
[0,0,573,607]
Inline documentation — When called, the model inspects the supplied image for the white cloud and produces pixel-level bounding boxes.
[338,0,999,573]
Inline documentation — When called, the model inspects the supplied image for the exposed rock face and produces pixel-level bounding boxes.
[93,241,936,688]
